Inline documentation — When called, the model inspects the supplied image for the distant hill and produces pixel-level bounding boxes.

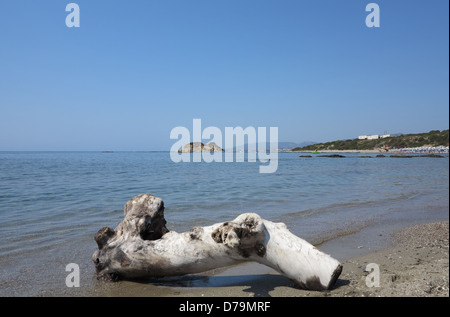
[278,141,317,150]
[291,130,449,151]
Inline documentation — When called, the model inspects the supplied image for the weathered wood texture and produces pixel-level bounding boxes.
[92,194,342,290]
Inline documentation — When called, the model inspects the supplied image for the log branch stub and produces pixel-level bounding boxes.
[94,226,115,249]
[119,193,169,240]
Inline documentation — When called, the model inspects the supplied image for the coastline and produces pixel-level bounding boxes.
[291,150,381,153]
[67,220,448,297]
[164,221,449,297]
[321,221,449,297]
[290,146,449,154]
[2,152,447,297]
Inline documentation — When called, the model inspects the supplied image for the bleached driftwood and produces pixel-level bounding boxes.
[92,194,342,290]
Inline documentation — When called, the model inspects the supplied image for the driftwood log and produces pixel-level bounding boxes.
[92,194,342,290]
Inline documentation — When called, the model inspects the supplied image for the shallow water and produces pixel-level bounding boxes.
[0,151,448,296]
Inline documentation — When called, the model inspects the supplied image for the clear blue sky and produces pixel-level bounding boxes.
[1,0,448,150]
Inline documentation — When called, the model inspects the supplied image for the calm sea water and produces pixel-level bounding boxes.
[0,151,448,296]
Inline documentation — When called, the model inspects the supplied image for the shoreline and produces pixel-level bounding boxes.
[290,148,449,154]
[291,150,381,153]
[165,221,449,297]
[171,220,449,297]
[63,220,448,297]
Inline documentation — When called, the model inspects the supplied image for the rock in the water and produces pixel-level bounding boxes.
[178,142,224,153]
[317,154,346,158]
[202,142,224,153]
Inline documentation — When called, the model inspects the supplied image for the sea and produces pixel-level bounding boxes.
[0,151,448,296]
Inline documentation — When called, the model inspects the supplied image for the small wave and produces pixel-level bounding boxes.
[284,191,424,219]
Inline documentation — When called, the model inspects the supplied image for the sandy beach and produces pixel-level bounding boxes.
[322,221,449,297]
[2,152,447,298]
[168,221,449,297]
[70,220,448,297]
[291,150,382,153]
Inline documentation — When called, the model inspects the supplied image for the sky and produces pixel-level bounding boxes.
[0,0,448,151]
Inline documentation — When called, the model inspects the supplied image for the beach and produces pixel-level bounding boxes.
[320,221,449,297]
[290,145,449,155]
[57,220,448,297]
[145,221,450,297]
[291,150,381,153]
[179,221,448,297]
[2,0,449,302]
[0,152,447,297]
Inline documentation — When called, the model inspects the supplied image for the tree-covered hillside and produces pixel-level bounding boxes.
[292,130,449,151]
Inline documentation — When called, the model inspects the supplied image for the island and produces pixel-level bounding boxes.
[178,142,225,153]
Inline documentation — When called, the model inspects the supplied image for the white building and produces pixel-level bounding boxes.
[358,135,380,140]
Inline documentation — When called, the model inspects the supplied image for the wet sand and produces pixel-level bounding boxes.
[166,221,449,297]
[62,221,448,297]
